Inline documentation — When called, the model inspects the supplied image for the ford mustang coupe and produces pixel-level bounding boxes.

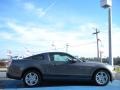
[7,52,116,87]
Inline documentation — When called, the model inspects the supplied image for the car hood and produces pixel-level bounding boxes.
[81,61,114,71]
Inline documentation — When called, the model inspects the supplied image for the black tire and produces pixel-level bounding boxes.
[93,70,110,86]
[23,70,41,87]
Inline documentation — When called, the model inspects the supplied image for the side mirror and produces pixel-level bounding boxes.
[68,59,76,63]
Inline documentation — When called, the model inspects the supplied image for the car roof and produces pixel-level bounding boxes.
[26,52,68,58]
[39,51,68,55]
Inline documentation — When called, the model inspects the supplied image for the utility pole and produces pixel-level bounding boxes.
[7,50,12,60]
[99,40,104,63]
[66,43,69,53]
[100,51,103,63]
[93,28,100,59]
[51,42,56,51]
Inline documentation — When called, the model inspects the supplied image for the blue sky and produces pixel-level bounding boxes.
[0,0,120,58]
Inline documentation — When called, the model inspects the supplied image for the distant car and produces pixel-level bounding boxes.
[7,52,116,87]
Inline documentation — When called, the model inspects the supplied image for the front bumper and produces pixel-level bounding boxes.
[111,70,116,81]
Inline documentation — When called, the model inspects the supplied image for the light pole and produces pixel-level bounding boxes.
[100,0,113,66]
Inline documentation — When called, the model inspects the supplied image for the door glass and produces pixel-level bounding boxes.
[53,54,73,62]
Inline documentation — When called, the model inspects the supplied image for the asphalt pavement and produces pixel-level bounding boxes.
[115,73,120,80]
[0,79,120,90]
[0,72,120,90]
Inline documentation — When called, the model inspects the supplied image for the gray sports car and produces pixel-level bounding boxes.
[7,52,116,87]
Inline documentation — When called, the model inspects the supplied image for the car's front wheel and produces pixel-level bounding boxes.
[23,70,41,87]
[94,70,110,86]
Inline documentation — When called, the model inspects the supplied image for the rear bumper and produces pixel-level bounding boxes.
[6,65,23,80]
[6,72,21,80]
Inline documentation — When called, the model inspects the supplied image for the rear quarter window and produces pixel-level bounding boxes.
[28,55,44,60]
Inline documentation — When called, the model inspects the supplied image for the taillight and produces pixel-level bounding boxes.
[7,60,12,67]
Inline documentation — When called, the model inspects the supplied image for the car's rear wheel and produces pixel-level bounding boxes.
[94,70,110,86]
[23,70,41,87]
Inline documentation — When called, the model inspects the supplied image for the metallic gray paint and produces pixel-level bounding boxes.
[7,52,115,82]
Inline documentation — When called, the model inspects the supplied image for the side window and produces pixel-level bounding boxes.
[31,55,44,60]
[51,53,73,62]
[54,54,64,61]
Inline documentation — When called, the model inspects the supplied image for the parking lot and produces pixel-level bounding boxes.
[0,71,120,90]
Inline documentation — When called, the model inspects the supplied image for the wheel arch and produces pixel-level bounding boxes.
[21,67,43,80]
[92,68,112,81]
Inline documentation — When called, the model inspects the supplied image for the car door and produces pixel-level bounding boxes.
[47,52,90,80]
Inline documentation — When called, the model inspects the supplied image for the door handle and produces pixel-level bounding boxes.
[51,63,56,66]
[53,64,57,66]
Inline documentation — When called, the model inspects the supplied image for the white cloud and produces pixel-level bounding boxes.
[5,21,99,57]
[1,19,120,58]
[0,32,13,40]
[24,2,35,11]
[23,2,45,17]
[36,8,46,17]
[112,27,120,57]
[23,1,56,17]
[98,24,120,57]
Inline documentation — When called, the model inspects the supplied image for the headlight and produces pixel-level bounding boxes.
[107,65,114,71]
